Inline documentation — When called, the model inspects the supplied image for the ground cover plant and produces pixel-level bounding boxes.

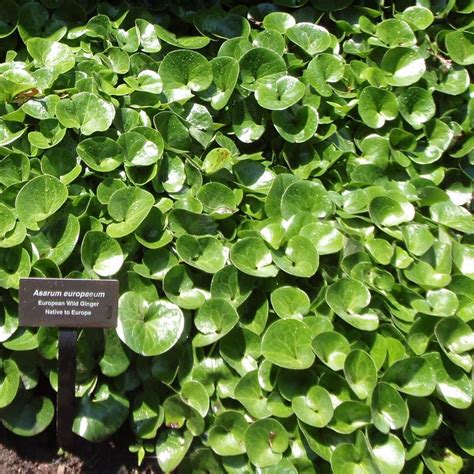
[0,0,473,472]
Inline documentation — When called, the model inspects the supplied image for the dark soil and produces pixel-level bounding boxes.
[0,424,161,474]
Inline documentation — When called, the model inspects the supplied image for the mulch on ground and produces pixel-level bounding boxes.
[0,424,161,474]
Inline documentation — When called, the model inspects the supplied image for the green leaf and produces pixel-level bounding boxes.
[300,222,344,255]
[313,331,351,371]
[445,31,474,66]
[358,87,399,129]
[429,201,473,234]
[375,19,416,48]
[107,187,154,238]
[132,390,163,439]
[305,54,345,97]
[245,419,289,468]
[435,317,473,371]
[326,279,378,331]
[255,75,305,111]
[281,181,333,218]
[118,127,164,167]
[156,429,193,473]
[163,264,209,310]
[329,401,371,433]
[81,230,124,277]
[343,350,377,400]
[206,56,239,110]
[159,50,212,102]
[0,359,20,408]
[331,442,377,474]
[239,47,286,90]
[292,385,334,428]
[73,384,129,442]
[398,87,436,129]
[27,38,75,75]
[400,7,433,30]
[77,137,123,172]
[230,237,278,278]
[369,196,415,227]
[197,182,239,219]
[407,397,441,437]
[368,431,405,473]
[0,0,18,38]
[261,319,315,369]
[286,23,331,55]
[1,395,54,437]
[117,292,184,356]
[272,105,319,143]
[270,286,310,319]
[381,48,426,87]
[235,370,271,419]
[272,235,319,277]
[371,382,409,433]
[193,298,238,347]
[208,411,248,456]
[56,92,115,136]
[99,329,130,377]
[16,175,68,230]
[383,357,436,397]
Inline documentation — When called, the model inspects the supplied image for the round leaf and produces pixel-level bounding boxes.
[107,187,154,238]
[72,384,129,442]
[292,385,334,428]
[77,136,123,172]
[358,87,399,129]
[286,23,331,55]
[261,319,315,369]
[16,175,68,230]
[56,92,115,136]
[383,357,436,396]
[371,382,409,433]
[1,395,54,437]
[230,237,278,278]
[313,331,351,371]
[81,231,124,277]
[272,105,319,143]
[255,75,305,111]
[270,286,310,319]
[117,292,184,356]
[344,350,377,400]
[245,419,289,468]
[208,411,248,456]
[193,298,239,347]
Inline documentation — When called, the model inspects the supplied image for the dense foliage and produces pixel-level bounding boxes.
[0,0,473,472]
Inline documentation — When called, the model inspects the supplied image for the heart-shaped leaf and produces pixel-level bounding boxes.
[261,319,315,369]
[107,187,154,238]
[245,419,289,468]
[72,384,129,442]
[193,297,239,347]
[358,87,399,129]
[286,23,331,55]
[313,332,351,371]
[117,292,184,356]
[292,385,334,428]
[56,92,115,135]
[208,411,248,456]
[81,231,124,277]
[16,175,68,230]
[1,395,54,437]
[344,350,377,400]
[383,357,436,397]
[371,382,409,433]
[230,237,278,278]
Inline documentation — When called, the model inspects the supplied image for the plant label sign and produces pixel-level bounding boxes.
[19,278,119,328]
